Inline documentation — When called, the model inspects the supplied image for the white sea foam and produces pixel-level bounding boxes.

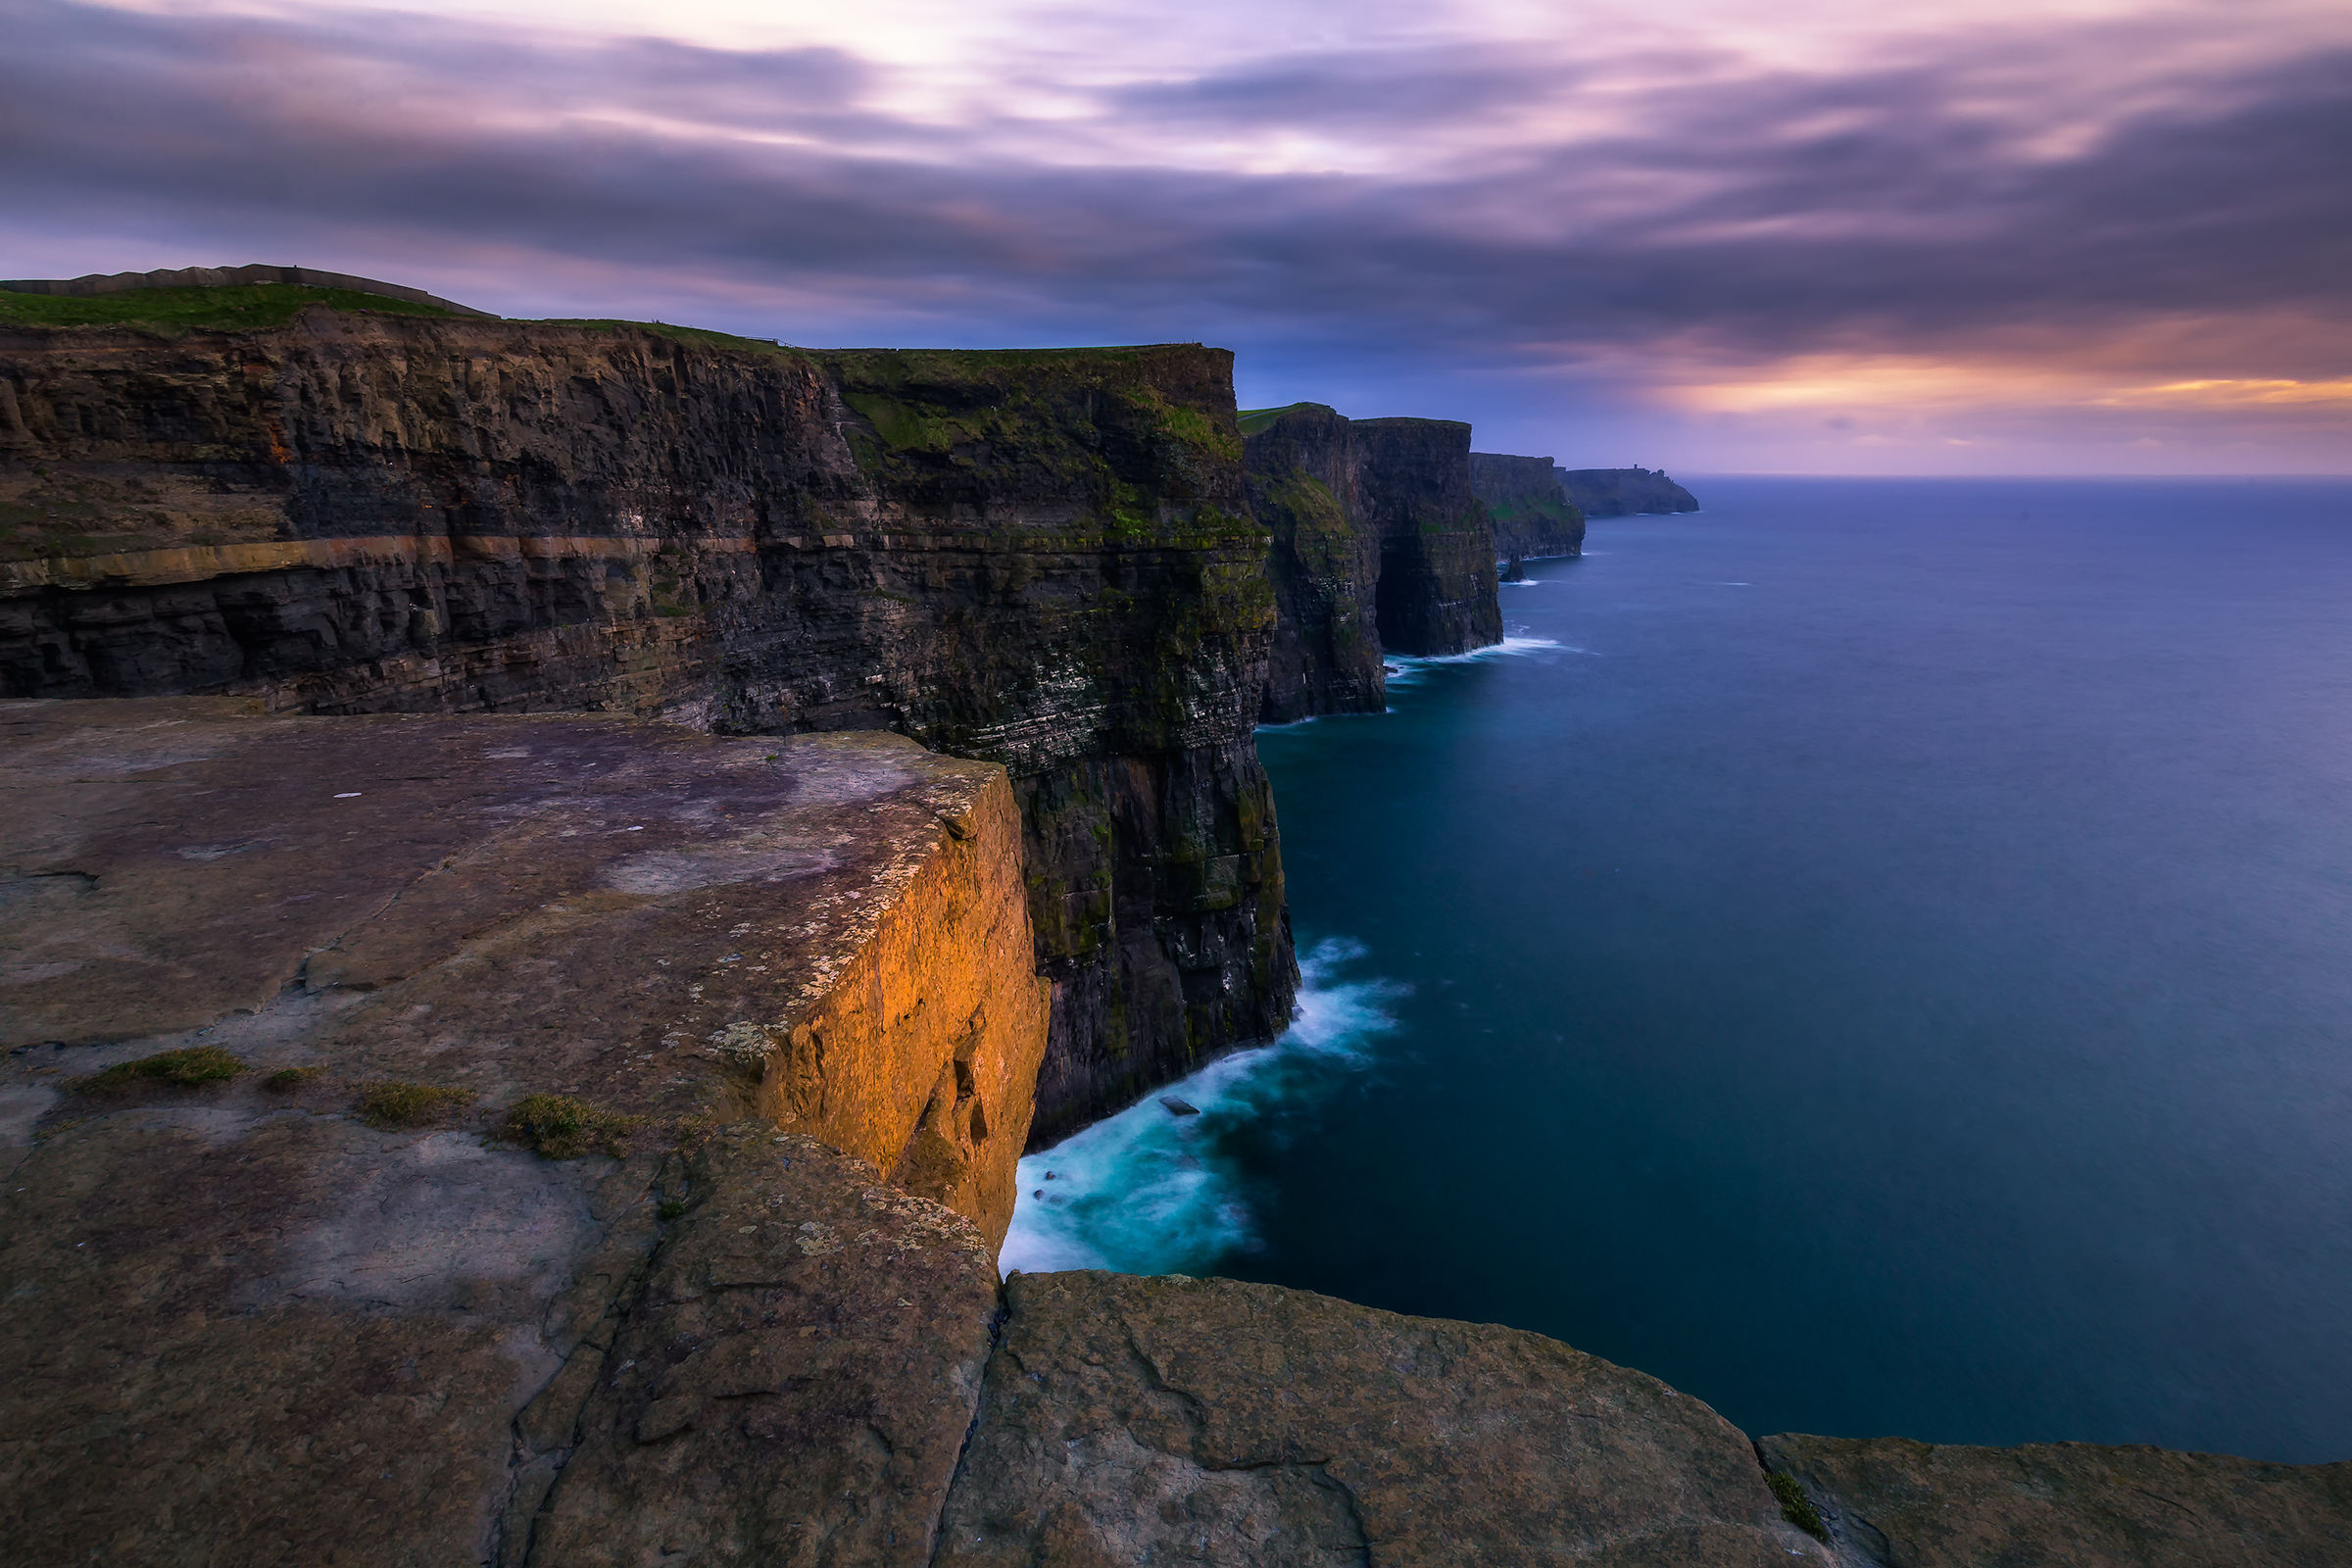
[1384,635,1571,687]
[998,938,1403,1277]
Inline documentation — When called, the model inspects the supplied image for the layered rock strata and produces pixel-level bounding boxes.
[1471,451,1588,561]
[1244,403,1386,722]
[1557,466,1699,516]
[0,697,1045,1564]
[0,309,1294,1142]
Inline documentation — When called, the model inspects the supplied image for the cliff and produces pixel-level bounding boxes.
[1241,403,1502,723]
[1357,417,1504,656]
[1471,451,1587,561]
[0,295,1293,1143]
[10,698,2346,1568]
[1557,465,1699,515]
[1242,403,1386,722]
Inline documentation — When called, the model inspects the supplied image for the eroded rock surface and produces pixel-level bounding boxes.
[1759,1433,2352,1568]
[527,1127,1000,1568]
[0,698,1044,1566]
[936,1271,1829,1567]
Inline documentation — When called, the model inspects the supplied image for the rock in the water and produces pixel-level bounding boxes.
[1758,1433,2352,1568]
[936,1271,1830,1566]
[1158,1096,1200,1115]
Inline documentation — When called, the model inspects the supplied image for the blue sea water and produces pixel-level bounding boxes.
[1004,476,2352,1462]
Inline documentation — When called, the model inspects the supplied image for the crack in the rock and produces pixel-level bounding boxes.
[921,1290,1009,1568]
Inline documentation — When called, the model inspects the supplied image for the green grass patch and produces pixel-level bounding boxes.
[500,1093,647,1159]
[0,284,466,332]
[262,1066,324,1092]
[353,1080,477,1129]
[1237,402,1331,435]
[72,1045,246,1094]
[1765,1472,1826,1540]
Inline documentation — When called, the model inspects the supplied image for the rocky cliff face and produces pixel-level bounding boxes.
[0,310,1295,1143]
[1557,465,1700,515]
[1356,417,1503,656]
[1243,403,1386,722]
[1243,404,1506,720]
[1471,451,1588,560]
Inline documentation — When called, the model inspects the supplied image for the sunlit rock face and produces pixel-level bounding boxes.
[1354,416,1504,657]
[0,310,1294,1143]
[1471,451,1588,561]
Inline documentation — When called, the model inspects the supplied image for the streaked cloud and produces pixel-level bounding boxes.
[4,0,2346,470]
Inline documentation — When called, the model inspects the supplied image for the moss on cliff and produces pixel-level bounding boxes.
[821,345,1244,518]
[0,284,466,332]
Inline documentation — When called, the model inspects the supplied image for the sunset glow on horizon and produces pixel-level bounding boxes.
[6,0,2346,472]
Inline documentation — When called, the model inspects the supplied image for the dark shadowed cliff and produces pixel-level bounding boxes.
[1558,465,1699,515]
[1243,403,1504,722]
[1471,451,1587,560]
[1358,417,1503,656]
[0,298,1293,1143]
[1242,403,1386,723]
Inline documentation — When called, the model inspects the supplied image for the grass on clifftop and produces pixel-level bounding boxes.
[501,1093,646,1159]
[353,1080,477,1129]
[0,284,468,332]
[1765,1473,1827,1541]
[1238,402,1334,435]
[72,1045,247,1094]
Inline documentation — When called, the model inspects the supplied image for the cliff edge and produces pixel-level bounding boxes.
[0,298,1293,1143]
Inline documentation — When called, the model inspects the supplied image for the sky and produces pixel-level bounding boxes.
[4,0,2347,473]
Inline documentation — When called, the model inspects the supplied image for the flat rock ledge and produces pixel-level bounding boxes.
[5,700,2346,1566]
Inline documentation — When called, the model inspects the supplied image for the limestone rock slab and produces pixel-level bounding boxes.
[527,1126,1000,1567]
[1759,1433,2352,1568]
[937,1271,1830,1567]
[0,699,1046,1567]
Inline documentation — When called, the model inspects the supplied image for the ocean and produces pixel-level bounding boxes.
[1002,476,2352,1463]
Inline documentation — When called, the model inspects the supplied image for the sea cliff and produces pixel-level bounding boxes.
[0,299,1292,1143]
[1244,402,1503,724]
[5,281,2333,1568]
[1471,451,1587,561]
[1557,465,1699,515]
